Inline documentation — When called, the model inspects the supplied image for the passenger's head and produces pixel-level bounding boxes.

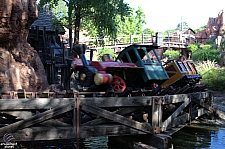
[102,54,113,62]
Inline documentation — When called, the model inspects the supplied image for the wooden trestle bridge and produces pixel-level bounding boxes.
[0,89,213,149]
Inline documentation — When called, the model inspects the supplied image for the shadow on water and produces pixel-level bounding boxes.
[172,124,225,149]
[19,137,110,149]
[18,125,225,149]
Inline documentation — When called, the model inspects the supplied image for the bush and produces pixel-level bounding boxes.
[195,60,215,75]
[192,48,221,63]
[201,68,225,91]
[163,50,179,59]
[195,60,225,91]
[200,44,211,50]
[188,44,199,53]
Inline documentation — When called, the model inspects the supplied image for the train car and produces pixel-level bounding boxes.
[70,44,204,97]
[70,44,168,96]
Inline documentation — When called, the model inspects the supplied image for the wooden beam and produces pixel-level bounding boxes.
[162,98,190,131]
[192,98,212,111]
[40,119,71,127]
[165,113,189,130]
[134,142,158,149]
[0,101,75,137]
[151,98,163,133]
[191,108,208,119]
[3,111,33,119]
[81,104,153,134]
[0,92,211,110]
[80,96,154,107]
[162,124,187,136]
[81,94,194,107]
[1,125,146,141]
[163,94,188,104]
[0,98,74,110]
[82,107,138,126]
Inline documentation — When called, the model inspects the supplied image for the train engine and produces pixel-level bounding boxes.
[70,44,169,96]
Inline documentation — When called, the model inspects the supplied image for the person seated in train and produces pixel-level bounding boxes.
[102,54,114,62]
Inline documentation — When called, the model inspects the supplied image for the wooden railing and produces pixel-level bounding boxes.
[84,33,192,50]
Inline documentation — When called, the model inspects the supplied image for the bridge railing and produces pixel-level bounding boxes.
[86,32,190,49]
[88,34,153,47]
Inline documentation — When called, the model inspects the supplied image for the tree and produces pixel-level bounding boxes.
[143,28,155,35]
[163,29,176,36]
[194,25,206,33]
[38,0,131,47]
[118,6,146,36]
[135,6,146,34]
[176,21,189,30]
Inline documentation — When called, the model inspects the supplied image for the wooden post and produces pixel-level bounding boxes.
[17,89,26,99]
[142,33,144,44]
[151,98,163,133]
[50,42,56,84]
[130,34,132,44]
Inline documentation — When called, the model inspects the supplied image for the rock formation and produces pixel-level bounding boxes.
[195,10,225,42]
[0,0,48,92]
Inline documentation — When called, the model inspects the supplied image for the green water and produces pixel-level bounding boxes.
[82,125,225,149]
[172,125,225,149]
[19,125,225,149]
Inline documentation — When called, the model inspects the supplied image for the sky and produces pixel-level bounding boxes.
[125,0,225,32]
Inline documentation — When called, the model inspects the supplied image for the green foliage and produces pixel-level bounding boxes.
[51,0,68,26]
[38,0,131,44]
[117,6,146,36]
[176,21,189,30]
[195,61,225,91]
[195,60,215,75]
[97,48,115,61]
[192,48,221,63]
[163,29,176,36]
[194,25,206,32]
[220,38,225,51]
[188,44,199,53]
[200,44,212,50]
[205,39,214,45]
[134,6,146,34]
[163,50,179,59]
[143,28,155,35]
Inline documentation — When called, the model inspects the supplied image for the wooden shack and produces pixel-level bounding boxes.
[27,5,71,87]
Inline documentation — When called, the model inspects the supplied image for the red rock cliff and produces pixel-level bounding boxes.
[195,10,225,42]
[0,0,48,91]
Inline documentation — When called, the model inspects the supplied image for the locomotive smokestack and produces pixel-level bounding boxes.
[72,44,89,66]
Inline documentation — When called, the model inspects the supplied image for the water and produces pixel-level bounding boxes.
[19,125,225,149]
[82,125,225,149]
[172,125,225,149]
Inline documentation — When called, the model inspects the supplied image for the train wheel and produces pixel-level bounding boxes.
[110,76,126,92]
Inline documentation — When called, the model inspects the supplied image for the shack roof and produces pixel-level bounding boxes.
[31,5,65,34]
[181,28,196,34]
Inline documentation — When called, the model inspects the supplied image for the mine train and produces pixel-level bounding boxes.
[70,44,203,97]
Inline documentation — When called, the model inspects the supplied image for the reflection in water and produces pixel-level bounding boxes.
[172,125,225,149]
[80,136,108,149]
[19,125,225,149]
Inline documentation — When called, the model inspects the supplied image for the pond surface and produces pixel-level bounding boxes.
[172,125,225,149]
[81,125,225,149]
[20,125,225,149]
